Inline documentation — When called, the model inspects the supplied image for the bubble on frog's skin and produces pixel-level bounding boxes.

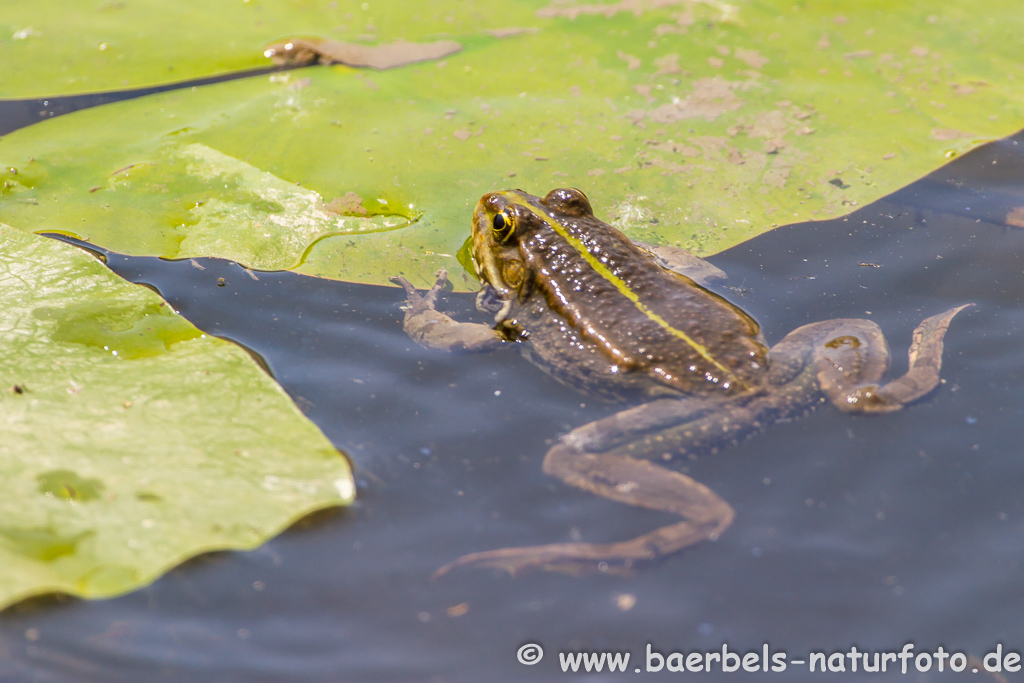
[965,416,978,425]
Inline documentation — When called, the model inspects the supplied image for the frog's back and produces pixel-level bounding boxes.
[507,190,768,397]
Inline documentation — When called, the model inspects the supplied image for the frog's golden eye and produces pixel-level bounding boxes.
[491,210,515,243]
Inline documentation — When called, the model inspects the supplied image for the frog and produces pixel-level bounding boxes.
[390,187,971,578]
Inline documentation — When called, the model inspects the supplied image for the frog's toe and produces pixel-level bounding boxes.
[389,275,419,298]
[390,272,449,312]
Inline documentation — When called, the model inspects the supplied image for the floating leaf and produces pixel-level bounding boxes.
[1,1,1023,289]
[0,224,353,608]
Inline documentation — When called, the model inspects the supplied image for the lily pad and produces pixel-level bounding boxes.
[1,1,1023,290]
[0,223,353,609]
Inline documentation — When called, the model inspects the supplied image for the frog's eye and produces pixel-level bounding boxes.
[491,210,515,242]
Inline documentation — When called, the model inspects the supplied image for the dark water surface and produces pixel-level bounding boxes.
[0,95,1022,681]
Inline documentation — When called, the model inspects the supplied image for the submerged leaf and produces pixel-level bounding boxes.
[0,224,353,608]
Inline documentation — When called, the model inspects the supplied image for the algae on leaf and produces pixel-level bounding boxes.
[0,224,353,609]
[1,1,1023,290]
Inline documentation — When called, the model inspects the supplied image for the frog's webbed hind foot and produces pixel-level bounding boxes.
[433,441,734,578]
[390,269,502,353]
[822,304,973,413]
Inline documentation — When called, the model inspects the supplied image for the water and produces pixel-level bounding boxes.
[0,93,1022,681]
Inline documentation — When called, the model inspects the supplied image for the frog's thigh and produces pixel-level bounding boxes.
[632,241,727,286]
[775,318,891,399]
[435,400,735,577]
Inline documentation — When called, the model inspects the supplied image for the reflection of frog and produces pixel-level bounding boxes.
[392,188,970,577]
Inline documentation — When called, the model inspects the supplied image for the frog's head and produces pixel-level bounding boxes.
[471,187,594,305]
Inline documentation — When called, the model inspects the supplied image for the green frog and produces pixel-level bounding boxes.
[391,188,970,577]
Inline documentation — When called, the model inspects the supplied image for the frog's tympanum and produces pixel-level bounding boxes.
[392,188,970,578]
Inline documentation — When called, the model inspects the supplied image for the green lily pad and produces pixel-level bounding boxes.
[0,223,353,608]
[1,1,1023,290]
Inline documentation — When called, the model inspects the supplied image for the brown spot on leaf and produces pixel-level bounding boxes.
[641,77,745,125]
[931,128,970,141]
[484,27,537,38]
[734,48,768,69]
[633,84,655,102]
[618,51,641,70]
[538,0,691,19]
[323,192,368,216]
[844,50,874,59]
[654,53,681,75]
[762,167,790,188]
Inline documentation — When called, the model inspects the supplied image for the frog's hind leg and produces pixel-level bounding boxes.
[796,305,972,414]
[433,399,739,578]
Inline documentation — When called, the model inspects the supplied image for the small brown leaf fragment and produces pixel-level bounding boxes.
[1006,207,1024,229]
[264,38,462,70]
[453,129,472,141]
[844,50,874,59]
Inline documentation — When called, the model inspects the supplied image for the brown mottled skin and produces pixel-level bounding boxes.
[392,188,971,577]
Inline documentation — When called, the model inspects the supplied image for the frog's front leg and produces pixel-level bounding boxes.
[390,269,503,353]
[433,397,737,578]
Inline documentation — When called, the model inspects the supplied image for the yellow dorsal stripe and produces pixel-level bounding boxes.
[510,196,742,386]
